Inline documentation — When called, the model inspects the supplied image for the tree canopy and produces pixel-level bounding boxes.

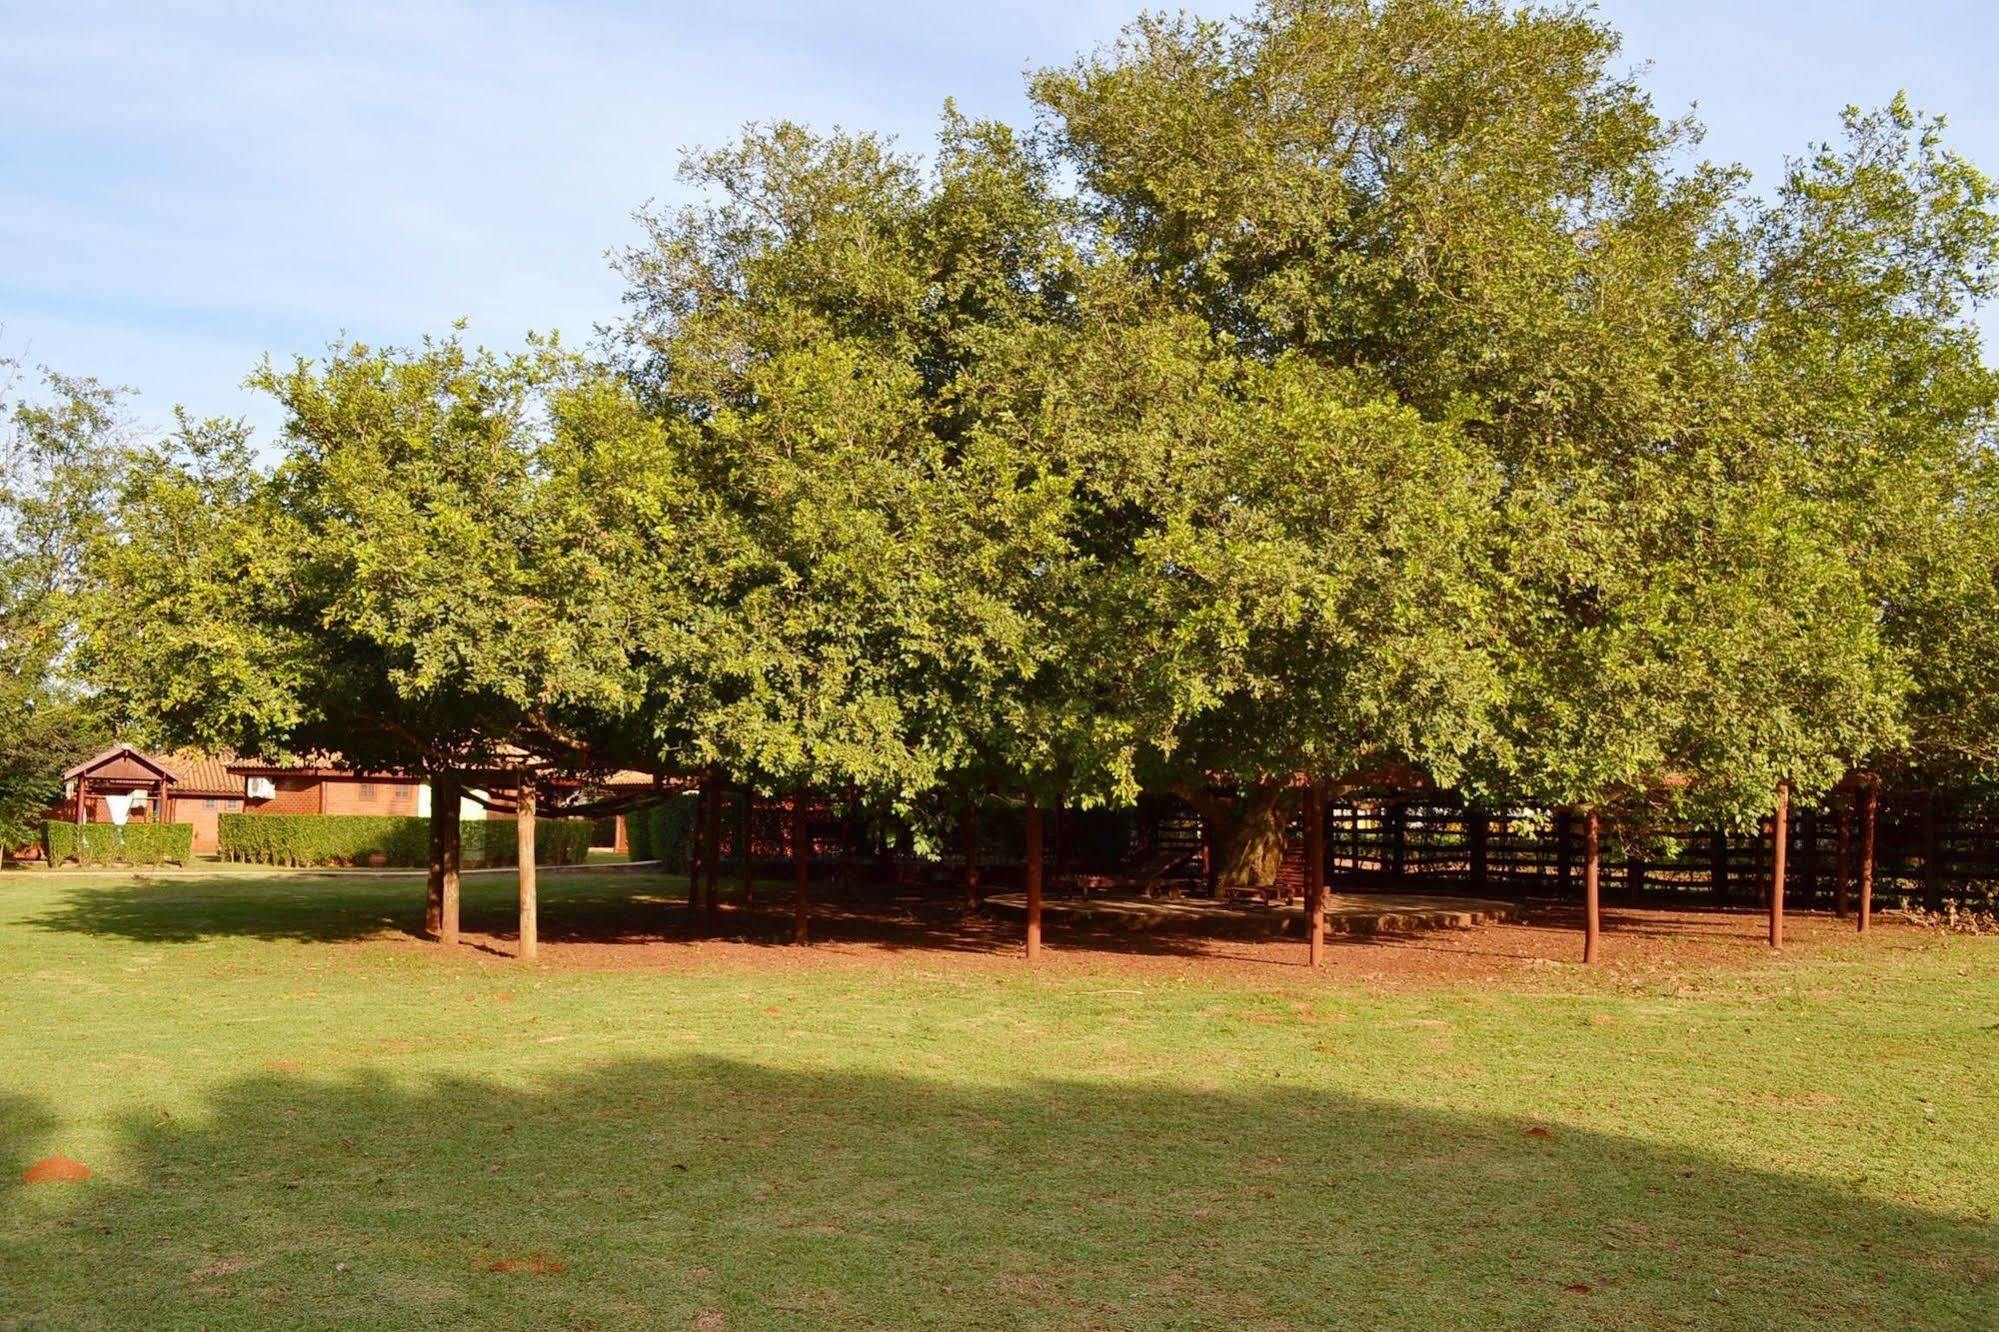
[0,354,123,843]
[71,0,1999,877]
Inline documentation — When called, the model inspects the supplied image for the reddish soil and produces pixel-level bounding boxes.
[22,1156,92,1184]
[408,884,1934,991]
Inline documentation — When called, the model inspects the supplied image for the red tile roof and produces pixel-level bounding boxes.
[161,750,243,796]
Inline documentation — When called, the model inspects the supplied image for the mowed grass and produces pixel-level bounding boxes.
[0,869,1994,1330]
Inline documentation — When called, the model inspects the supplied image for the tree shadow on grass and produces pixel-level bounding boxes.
[13,872,1869,969]
[20,872,1243,960]
[3,1058,1992,1330]
[15,871,429,945]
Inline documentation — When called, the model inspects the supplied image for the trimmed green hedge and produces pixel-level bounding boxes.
[462,817,594,869]
[42,821,194,867]
[626,794,699,866]
[217,813,593,869]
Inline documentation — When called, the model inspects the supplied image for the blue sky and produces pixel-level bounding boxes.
[4,1,1995,438]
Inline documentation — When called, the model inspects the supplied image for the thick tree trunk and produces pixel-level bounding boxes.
[1185,780,1289,889]
[428,773,462,945]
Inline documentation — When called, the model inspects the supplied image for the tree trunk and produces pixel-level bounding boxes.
[440,778,461,945]
[1185,780,1289,889]
[427,772,463,944]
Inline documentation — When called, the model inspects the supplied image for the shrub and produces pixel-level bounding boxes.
[216,812,593,868]
[461,816,594,868]
[42,821,194,867]
[626,794,698,866]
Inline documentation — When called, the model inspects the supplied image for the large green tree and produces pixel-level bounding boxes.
[86,335,687,787]
[1031,0,1991,844]
[0,355,123,847]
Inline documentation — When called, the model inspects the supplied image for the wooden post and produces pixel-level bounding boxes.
[1024,792,1044,960]
[1201,809,1218,896]
[962,794,981,908]
[1769,781,1789,950]
[1466,807,1487,892]
[792,789,810,945]
[704,774,722,911]
[1582,808,1601,965]
[1922,791,1943,912]
[688,783,706,914]
[1556,810,1574,897]
[839,788,860,897]
[516,771,538,962]
[1834,799,1854,917]
[74,775,87,825]
[439,774,461,946]
[1857,780,1878,934]
[1389,801,1408,879]
[1709,828,1728,903]
[1053,792,1069,883]
[1800,808,1819,907]
[1305,783,1327,968]
[740,789,755,909]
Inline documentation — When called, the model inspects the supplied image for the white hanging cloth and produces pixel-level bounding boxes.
[104,791,134,826]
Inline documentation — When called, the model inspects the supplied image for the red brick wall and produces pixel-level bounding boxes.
[322,778,421,816]
[253,776,324,815]
[170,796,243,854]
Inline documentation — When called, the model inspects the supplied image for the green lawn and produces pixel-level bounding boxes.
[1,869,1994,1329]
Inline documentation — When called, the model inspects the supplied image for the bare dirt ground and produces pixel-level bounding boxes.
[419,881,1928,990]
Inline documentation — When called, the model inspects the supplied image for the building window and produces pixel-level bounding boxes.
[204,798,218,810]
[359,783,377,802]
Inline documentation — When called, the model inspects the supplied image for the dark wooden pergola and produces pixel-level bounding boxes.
[415,760,1895,968]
